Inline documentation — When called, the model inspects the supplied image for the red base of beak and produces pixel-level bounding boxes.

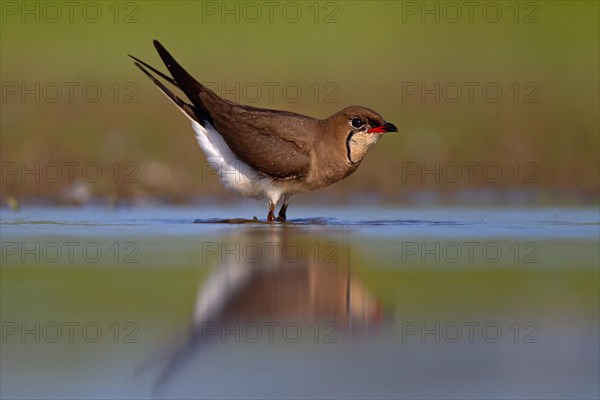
[368,122,398,134]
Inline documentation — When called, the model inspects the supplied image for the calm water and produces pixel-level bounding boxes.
[1,205,599,399]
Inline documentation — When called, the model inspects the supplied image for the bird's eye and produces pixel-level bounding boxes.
[350,118,364,129]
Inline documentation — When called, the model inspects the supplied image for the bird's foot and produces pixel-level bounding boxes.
[267,205,275,223]
[277,203,288,222]
[268,202,288,223]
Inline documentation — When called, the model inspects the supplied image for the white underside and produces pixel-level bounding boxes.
[191,120,285,205]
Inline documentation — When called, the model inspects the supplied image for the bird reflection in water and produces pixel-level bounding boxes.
[148,226,382,392]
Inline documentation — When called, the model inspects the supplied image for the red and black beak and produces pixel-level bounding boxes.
[368,122,398,134]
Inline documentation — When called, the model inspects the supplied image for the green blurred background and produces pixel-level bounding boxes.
[1,0,598,205]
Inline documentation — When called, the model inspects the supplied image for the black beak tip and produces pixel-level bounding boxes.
[385,122,398,132]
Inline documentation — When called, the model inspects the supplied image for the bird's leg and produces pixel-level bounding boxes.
[277,204,288,222]
[277,196,290,222]
[267,202,275,222]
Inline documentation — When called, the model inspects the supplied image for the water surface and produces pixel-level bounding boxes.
[1,206,598,399]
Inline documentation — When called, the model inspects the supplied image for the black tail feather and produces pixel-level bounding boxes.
[152,40,211,117]
[128,54,177,87]
[130,40,216,123]
[132,60,198,122]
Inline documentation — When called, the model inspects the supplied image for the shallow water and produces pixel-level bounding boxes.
[1,205,599,399]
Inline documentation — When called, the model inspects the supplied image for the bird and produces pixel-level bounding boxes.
[130,40,398,222]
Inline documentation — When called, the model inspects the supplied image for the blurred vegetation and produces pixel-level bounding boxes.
[1,1,598,205]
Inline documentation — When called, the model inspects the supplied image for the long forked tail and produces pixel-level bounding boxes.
[128,40,211,123]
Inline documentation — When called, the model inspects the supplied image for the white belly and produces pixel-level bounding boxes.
[191,120,285,204]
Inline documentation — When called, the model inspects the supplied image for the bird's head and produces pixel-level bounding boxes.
[329,106,398,164]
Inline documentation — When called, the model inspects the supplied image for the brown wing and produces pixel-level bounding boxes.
[199,92,316,179]
[138,40,316,179]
